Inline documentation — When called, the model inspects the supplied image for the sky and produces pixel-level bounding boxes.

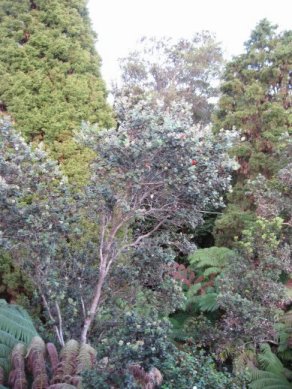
[88,0,291,87]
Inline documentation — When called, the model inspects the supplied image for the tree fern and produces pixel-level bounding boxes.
[249,344,292,389]
[187,283,219,312]
[8,343,27,389]
[277,311,292,359]
[196,293,219,312]
[55,340,80,379]
[258,344,286,375]
[0,300,37,373]
[249,370,292,389]
[1,337,97,388]
[27,336,49,389]
[76,344,97,374]
[188,247,234,274]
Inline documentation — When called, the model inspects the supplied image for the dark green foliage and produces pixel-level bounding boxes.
[0,250,33,305]
[0,0,114,184]
[0,120,75,344]
[185,247,233,313]
[0,0,114,342]
[213,19,292,246]
[277,311,292,362]
[82,311,242,389]
[217,217,291,348]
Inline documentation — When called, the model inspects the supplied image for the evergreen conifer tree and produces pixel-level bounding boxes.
[0,0,114,184]
[213,19,291,246]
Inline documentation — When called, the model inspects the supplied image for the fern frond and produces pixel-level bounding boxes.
[203,266,221,276]
[0,343,11,358]
[8,343,27,389]
[249,369,292,389]
[188,247,233,270]
[277,311,292,353]
[197,293,219,312]
[47,343,59,374]
[187,283,203,298]
[60,340,79,376]
[0,302,36,343]
[258,344,284,375]
[233,348,257,374]
[76,344,97,374]
[53,340,79,383]
[27,337,49,389]
[0,301,37,373]
[278,349,292,362]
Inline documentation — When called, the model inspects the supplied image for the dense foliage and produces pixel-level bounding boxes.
[213,19,292,246]
[0,0,114,183]
[117,33,223,125]
[0,1,291,386]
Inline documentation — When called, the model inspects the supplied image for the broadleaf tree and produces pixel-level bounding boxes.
[0,94,238,343]
[76,98,238,342]
[116,33,223,126]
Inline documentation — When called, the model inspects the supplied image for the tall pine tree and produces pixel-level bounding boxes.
[213,19,292,246]
[0,0,114,184]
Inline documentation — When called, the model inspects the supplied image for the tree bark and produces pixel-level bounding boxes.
[80,271,106,343]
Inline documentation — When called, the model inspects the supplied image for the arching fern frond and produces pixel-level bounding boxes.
[188,247,234,272]
[0,300,37,373]
[249,344,292,389]
[76,344,97,374]
[53,340,80,383]
[196,292,219,312]
[277,311,292,357]
[258,344,285,375]
[0,300,37,344]
[249,369,292,389]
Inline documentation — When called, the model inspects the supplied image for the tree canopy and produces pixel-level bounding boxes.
[116,33,223,126]
[213,19,292,246]
[0,0,114,183]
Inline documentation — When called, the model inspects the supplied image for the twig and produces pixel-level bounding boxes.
[55,302,65,346]
[80,296,86,320]
[41,295,64,346]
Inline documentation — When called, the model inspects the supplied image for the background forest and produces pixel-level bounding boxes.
[0,1,291,388]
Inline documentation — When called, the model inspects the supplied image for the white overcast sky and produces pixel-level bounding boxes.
[88,0,291,87]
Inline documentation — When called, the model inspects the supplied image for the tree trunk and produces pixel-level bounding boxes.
[80,271,105,343]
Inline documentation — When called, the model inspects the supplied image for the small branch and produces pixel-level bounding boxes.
[55,302,65,346]
[80,296,86,319]
[126,217,167,249]
[197,210,223,215]
[41,295,64,346]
